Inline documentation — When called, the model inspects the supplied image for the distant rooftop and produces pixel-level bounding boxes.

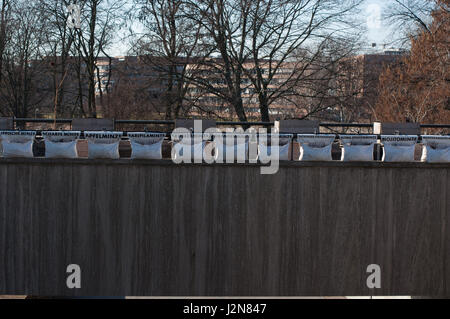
[362,43,409,55]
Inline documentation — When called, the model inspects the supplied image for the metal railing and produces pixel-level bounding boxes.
[11,118,450,126]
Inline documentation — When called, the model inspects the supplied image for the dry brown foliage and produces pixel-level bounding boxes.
[375,0,450,123]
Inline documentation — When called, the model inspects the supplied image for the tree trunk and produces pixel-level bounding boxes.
[259,94,270,122]
[233,95,247,122]
[0,0,8,87]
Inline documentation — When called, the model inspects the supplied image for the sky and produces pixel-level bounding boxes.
[110,0,395,57]
[365,0,393,46]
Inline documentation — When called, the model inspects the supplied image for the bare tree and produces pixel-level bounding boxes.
[128,0,207,120]
[383,0,437,46]
[0,0,47,120]
[37,0,79,119]
[187,0,252,122]
[73,0,125,118]
[241,0,364,121]
[286,40,368,123]
[186,0,363,122]
[0,0,12,93]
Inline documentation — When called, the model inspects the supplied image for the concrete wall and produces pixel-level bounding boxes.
[0,158,449,296]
